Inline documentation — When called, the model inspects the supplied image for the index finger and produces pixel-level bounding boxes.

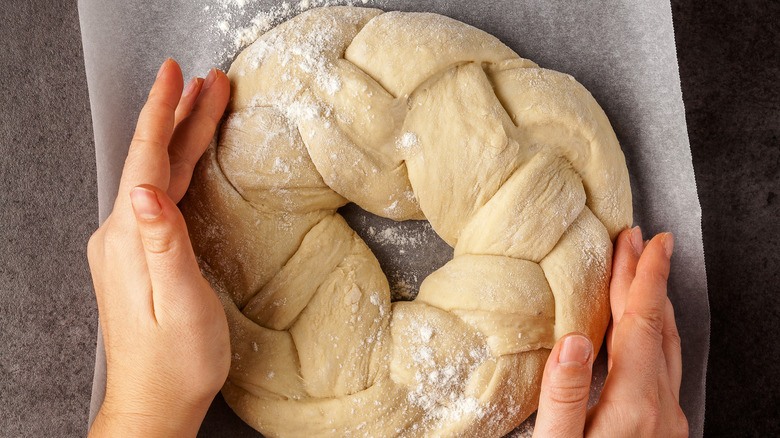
[115,58,184,210]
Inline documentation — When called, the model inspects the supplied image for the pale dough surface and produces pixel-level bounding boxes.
[180,6,632,437]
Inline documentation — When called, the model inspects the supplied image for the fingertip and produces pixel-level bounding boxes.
[175,77,204,126]
[213,68,227,81]
[201,67,228,89]
[203,68,218,89]
[663,232,674,259]
[182,76,202,98]
[211,69,231,99]
[641,233,672,265]
[157,58,182,80]
[629,226,644,256]
[156,57,173,79]
[193,68,230,110]
[150,58,184,98]
[615,227,642,262]
[635,235,673,325]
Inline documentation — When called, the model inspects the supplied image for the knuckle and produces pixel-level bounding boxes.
[623,311,665,341]
[636,266,669,287]
[666,328,682,350]
[145,90,178,114]
[189,105,221,128]
[545,380,590,406]
[141,229,178,255]
[129,134,165,153]
[86,230,103,263]
[144,239,174,256]
[169,153,196,177]
[635,394,690,438]
[101,224,127,252]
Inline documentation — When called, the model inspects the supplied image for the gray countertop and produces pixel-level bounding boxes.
[0,0,777,436]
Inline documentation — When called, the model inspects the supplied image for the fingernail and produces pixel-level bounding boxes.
[183,77,200,96]
[559,335,592,367]
[130,187,162,220]
[157,58,172,79]
[630,226,643,255]
[663,232,674,259]
[203,68,217,89]
[181,77,198,96]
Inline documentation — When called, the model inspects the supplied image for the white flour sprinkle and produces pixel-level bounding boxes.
[375,227,422,246]
[401,316,489,428]
[271,156,290,174]
[396,132,420,157]
[419,325,433,342]
[204,0,386,66]
[284,100,324,121]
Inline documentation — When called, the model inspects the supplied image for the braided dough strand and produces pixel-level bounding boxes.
[181,6,631,437]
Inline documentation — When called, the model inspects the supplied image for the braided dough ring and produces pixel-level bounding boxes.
[181,6,632,437]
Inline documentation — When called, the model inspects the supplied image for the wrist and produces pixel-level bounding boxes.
[88,391,214,437]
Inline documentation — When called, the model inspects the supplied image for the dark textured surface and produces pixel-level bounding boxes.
[670,1,780,436]
[0,0,97,436]
[0,0,778,436]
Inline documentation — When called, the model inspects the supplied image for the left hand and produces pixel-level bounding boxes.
[532,228,688,437]
[87,58,231,437]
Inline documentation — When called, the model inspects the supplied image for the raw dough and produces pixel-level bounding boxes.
[180,6,632,437]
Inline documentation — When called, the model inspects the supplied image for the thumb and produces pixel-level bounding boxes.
[533,333,594,438]
[129,184,204,318]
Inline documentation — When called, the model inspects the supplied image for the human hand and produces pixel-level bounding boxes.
[87,58,231,437]
[532,228,688,437]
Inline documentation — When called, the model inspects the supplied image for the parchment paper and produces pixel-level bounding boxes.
[78,1,709,436]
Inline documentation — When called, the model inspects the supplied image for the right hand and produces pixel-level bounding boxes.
[532,228,689,437]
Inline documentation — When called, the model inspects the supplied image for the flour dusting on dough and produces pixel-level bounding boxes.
[204,0,386,65]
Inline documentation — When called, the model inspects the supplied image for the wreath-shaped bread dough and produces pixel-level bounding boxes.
[180,6,632,437]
